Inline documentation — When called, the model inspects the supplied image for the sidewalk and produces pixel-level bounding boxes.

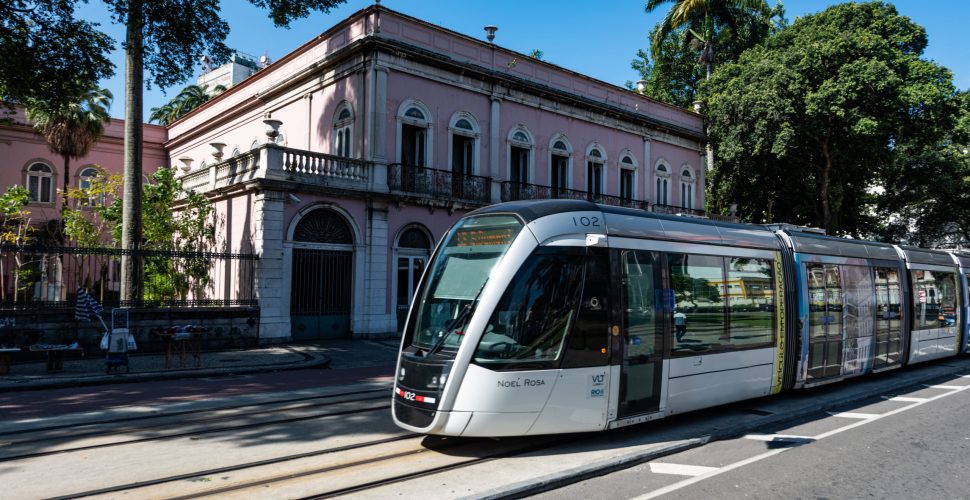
[0,339,402,392]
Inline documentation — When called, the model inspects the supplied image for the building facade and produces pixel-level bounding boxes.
[3,5,710,343]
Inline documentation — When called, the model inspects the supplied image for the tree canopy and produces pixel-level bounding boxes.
[149,84,226,125]
[702,1,960,237]
[0,1,114,110]
[632,1,784,108]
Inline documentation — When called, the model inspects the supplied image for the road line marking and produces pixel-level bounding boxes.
[828,412,878,419]
[635,378,970,499]
[743,434,813,442]
[649,462,718,476]
[884,396,926,402]
[927,385,964,390]
[635,449,786,499]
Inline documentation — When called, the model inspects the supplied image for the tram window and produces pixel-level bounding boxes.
[726,258,775,348]
[842,265,874,340]
[668,253,727,353]
[912,270,956,330]
[562,253,611,368]
[623,250,660,358]
[474,250,585,368]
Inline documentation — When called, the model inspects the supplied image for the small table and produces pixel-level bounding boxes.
[152,328,208,368]
[0,348,20,374]
[29,345,83,373]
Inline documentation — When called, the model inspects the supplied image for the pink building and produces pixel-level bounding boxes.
[3,5,707,343]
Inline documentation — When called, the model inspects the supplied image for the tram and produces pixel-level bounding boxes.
[392,200,970,436]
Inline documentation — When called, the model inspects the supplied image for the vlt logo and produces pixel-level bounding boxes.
[588,372,606,399]
[591,373,605,385]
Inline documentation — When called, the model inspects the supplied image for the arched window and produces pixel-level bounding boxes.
[449,112,479,176]
[680,167,695,209]
[398,100,432,167]
[293,208,354,244]
[231,147,241,158]
[25,162,54,203]
[655,161,671,206]
[508,126,533,185]
[333,102,354,158]
[250,139,260,151]
[549,135,572,194]
[77,166,106,206]
[586,145,606,198]
[395,225,433,331]
[620,154,637,201]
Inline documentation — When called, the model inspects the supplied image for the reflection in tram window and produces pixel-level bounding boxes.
[668,253,726,353]
[622,250,660,358]
[726,258,775,347]
[474,250,585,367]
[912,270,957,330]
[874,267,903,368]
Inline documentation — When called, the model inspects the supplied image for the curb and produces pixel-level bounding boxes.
[0,352,332,393]
[479,359,970,499]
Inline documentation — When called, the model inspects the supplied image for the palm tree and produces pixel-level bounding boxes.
[149,84,226,126]
[646,0,770,79]
[26,85,113,212]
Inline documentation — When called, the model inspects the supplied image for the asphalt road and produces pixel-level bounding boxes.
[534,373,970,499]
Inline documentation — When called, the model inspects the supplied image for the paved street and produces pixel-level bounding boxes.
[534,372,970,499]
[2,351,963,498]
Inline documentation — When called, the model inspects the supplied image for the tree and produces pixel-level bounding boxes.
[878,91,970,246]
[702,2,960,236]
[630,2,784,108]
[149,83,226,125]
[26,85,113,215]
[100,0,349,303]
[0,1,114,110]
[645,0,770,81]
[0,186,35,303]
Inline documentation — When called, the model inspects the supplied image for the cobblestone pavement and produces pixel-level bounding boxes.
[0,338,402,391]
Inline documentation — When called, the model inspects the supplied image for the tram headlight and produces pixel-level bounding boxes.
[399,367,406,381]
[429,376,439,389]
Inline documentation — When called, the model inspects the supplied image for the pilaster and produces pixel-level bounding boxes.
[252,190,290,344]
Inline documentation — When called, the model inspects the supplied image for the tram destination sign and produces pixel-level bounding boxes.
[454,227,517,247]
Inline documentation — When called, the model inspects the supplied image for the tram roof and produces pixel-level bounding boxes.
[468,200,782,250]
[780,231,899,261]
[898,246,959,267]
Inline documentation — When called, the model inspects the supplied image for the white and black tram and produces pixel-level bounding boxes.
[392,200,970,436]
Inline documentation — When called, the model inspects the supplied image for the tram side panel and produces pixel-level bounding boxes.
[900,247,961,364]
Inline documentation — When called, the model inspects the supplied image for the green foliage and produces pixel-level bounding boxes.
[248,0,349,27]
[702,1,960,237]
[877,91,970,246]
[0,185,33,245]
[529,49,544,60]
[26,86,113,159]
[149,84,226,125]
[633,0,782,107]
[0,1,114,109]
[62,172,123,248]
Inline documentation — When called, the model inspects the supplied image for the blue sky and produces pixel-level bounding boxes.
[76,0,970,119]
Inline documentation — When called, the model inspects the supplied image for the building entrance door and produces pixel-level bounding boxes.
[395,227,432,332]
[289,209,355,340]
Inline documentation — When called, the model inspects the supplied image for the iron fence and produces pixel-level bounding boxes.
[388,163,492,204]
[0,245,258,310]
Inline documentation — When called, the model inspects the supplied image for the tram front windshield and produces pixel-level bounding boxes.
[410,215,523,353]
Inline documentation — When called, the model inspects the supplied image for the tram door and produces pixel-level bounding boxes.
[617,250,665,417]
[807,264,844,379]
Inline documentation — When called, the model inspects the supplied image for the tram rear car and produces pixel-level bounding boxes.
[391,200,969,437]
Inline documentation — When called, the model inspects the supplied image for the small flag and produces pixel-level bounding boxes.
[75,287,104,322]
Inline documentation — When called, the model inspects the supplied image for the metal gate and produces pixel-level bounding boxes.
[290,248,352,340]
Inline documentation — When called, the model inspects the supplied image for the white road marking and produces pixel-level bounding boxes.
[648,463,718,476]
[743,434,812,442]
[927,385,964,390]
[884,396,926,402]
[634,379,970,499]
[828,412,878,419]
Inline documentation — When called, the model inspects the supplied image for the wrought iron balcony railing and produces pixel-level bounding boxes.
[652,203,707,218]
[500,181,650,211]
[388,163,492,204]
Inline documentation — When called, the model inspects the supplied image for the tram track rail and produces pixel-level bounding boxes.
[0,387,390,438]
[0,400,391,463]
[0,390,390,449]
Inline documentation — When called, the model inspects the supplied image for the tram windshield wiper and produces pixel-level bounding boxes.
[426,280,487,357]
